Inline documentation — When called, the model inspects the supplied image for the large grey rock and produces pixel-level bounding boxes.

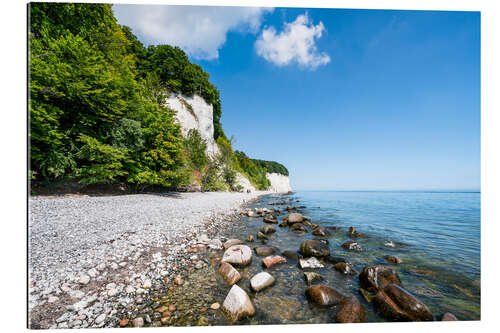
[250,272,275,291]
[222,285,255,322]
[221,245,253,266]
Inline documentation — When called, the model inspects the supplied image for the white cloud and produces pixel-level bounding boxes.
[113,4,272,60]
[255,13,330,69]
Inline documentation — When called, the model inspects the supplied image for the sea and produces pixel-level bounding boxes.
[155,190,481,325]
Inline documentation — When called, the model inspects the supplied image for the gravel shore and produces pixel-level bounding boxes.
[28,191,268,329]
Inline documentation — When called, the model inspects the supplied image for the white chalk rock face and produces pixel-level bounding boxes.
[250,272,275,291]
[266,173,292,193]
[164,93,220,156]
[222,285,255,322]
[235,172,257,193]
[222,245,253,266]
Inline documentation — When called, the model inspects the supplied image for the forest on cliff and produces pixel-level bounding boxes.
[29,2,288,192]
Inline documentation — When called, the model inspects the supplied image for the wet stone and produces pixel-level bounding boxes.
[250,272,276,291]
[299,257,324,269]
[341,240,362,251]
[303,271,323,285]
[262,255,287,268]
[254,246,275,256]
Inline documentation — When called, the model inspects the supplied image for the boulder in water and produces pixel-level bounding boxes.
[291,224,307,233]
[286,213,305,224]
[222,285,255,322]
[341,240,362,251]
[250,272,275,291]
[299,257,324,269]
[359,265,402,292]
[262,255,287,268]
[260,225,276,235]
[282,250,300,262]
[218,262,241,286]
[305,285,346,307]
[312,227,330,237]
[299,239,330,257]
[254,246,275,256]
[333,262,357,275]
[304,271,324,285]
[385,255,403,264]
[373,284,433,321]
[221,245,253,267]
[263,216,278,224]
[336,296,365,323]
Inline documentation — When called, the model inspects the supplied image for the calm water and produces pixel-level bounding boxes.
[149,190,481,325]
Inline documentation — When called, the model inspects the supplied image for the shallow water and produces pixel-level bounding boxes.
[148,190,480,325]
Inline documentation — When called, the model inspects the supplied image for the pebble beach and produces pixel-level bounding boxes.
[28,191,267,329]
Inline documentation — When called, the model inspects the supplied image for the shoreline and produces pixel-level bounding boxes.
[28,191,273,329]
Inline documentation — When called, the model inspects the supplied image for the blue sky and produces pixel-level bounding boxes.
[114,5,480,191]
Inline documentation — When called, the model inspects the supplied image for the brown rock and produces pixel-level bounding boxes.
[385,255,403,264]
[291,224,307,233]
[262,255,287,268]
[286,212,305,224]
[341,240,362,251]
[257,232,268,240]
[336,296,365,323]
[305,285,346,306]
[282,250,299,262]
[299,239,330,257]
[119,319,129,327]
[359,265,402,292]
[442,312,458,321]
[349,226,362,238]
[312,227,330,237]
[373,284,434,321]
[218,262,242,285]
[254,246,275,256]
[168,304,176,312]
[263,216,278,224]
[260,225,276,234]
[162,311,172,318]
[304,271,323,285]
[333,262,356,275]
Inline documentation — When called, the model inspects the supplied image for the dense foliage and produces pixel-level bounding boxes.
[234,151,288,190]
[29,3,287,193]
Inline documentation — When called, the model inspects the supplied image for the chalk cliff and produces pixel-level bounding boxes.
[266,173,292,193]
[165,93,291,193]
[164,93,220,156]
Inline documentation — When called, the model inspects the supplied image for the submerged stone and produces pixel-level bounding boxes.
[336,296,365,323]
[250,272,275,291]
[305,285,346,306]
[299,239,330,257]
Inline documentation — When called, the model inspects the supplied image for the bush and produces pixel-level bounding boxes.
[185,129,208,170]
